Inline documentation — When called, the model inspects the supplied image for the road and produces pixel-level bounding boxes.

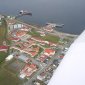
[23,49,62,85]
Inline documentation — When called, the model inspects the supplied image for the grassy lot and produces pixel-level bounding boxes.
[0,18,8,45]
[42,34,60,43]
[0,58,25,85]
[28,28,40,37]
[0,47,10,64]
[0,68,22,85]
[41,44,50,48]
[0,52,8,64]
[0,18,11,45]
[38,47,44,54]
[28,28,60,43]
[0,18,11,64]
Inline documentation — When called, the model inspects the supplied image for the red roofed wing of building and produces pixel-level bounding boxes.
[44,48,55,56]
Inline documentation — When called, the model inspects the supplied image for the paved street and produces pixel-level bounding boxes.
[23,49,62,85]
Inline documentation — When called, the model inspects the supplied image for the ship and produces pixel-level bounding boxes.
[19,10,32,16]
[46,23,64,28]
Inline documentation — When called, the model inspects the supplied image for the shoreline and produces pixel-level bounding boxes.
[1,14,78,44]
[15,18,78,37]
[0,14,79,37]
[2,14,78,37]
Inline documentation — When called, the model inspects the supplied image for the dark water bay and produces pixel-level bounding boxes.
[0,0,85,34]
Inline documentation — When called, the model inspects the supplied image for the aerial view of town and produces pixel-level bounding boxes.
[0,13,77,85]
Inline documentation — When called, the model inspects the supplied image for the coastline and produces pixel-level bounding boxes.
[15,18,78,37]
[2,14,78,37]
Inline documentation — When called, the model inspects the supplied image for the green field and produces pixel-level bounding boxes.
[28,28,60,43]
[42,34,60,43]
[0,18,11,64]
[0,18,8,45]
[28,28,40,37]
[0,52,8,64]
[0,68,22,85]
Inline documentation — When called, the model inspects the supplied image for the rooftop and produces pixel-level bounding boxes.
[20,64,37,78]
[39,54,48,62]
[15,30,27,37]
[44,48,55,54]
[0,45,8,50]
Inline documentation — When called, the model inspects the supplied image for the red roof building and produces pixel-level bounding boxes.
[28,46,40,57]
[44,48,55,56]
[29,51,37,57]
[20,64,37,78]
[0,45,8,52]
[39,54,48,62]
[15,30,27,37]
[9,37,20,42]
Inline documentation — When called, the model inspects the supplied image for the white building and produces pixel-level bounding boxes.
[6,54,14,61]
[9,23,24,31]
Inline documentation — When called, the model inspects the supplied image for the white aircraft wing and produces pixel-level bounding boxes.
[48,30,85,85]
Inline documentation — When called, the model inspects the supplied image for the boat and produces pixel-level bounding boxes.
[19,10,32,16]
[46,23,64,28]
